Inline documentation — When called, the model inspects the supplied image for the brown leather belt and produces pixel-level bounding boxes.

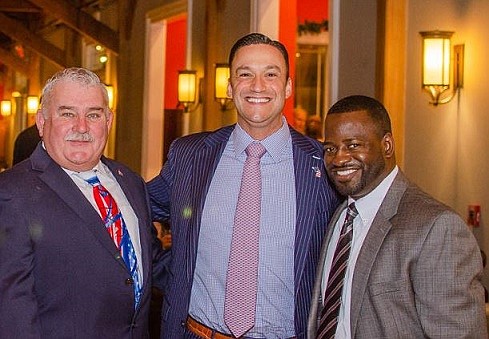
[186,315,297,339]
[186,316,234,339]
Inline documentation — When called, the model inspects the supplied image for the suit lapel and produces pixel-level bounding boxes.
[103,158,153,292]
[349,172,409,337]
[308,201,347,337]
[31,148,124,265]
[290,129,327,300]
[184,126,234,281]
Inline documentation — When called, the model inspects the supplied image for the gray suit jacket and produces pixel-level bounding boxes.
[308,171,487,338]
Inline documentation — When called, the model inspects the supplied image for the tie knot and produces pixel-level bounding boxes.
[346,202,358,221]
[245,142,266,159]
[78,170,100,186]
[85,175,101,187]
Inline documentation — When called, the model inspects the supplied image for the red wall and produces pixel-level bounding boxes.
[279,0,297,124]
[280,0,328,126]
[164,16,187,109]
[297,0,328,23]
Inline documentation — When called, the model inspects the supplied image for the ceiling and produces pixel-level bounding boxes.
[0,0,120,75]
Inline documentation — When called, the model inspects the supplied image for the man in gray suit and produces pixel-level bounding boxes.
[308,95,487,338]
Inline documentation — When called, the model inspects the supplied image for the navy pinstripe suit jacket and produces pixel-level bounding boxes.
[148,124,339,338]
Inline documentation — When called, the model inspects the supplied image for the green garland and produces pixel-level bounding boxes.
[298,20,329,36]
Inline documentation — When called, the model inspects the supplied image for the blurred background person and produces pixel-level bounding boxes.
[306,115,323,141]
[294,106,308,134]
[12,124,41,165]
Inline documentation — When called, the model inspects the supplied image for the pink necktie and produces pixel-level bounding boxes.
[224,142,266,337]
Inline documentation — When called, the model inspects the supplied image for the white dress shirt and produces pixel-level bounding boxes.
[64,161,144,286]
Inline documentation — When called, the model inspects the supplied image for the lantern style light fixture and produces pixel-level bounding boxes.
[0,100,12,117]
[214,63,233,111]
[420,30,464,106]
[26,95,40,114]
[177,70,199,113]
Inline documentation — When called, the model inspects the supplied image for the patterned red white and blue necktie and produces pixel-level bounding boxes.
[85,174,142,309]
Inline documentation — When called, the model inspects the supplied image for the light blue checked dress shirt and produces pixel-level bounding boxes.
[189,118,297,338]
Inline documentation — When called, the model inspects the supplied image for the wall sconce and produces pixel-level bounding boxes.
[177,70,200,113]
[0,100,12,117]
[26,95,40,114]
[99,55,108,64]
[105,85,115,110]
[215,63,233,111]
[420,30,464,106]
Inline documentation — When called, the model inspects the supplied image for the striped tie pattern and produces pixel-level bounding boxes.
[224,142,266,338]
[85,174,142,309]
[317,203,358,339]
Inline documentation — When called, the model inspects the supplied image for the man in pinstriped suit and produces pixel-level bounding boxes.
[148,33,339,338]
[308,95,487,338]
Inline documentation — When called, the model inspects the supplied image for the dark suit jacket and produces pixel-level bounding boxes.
[308,171,487,338]
[0,144,157,338]
[148,124,339,338]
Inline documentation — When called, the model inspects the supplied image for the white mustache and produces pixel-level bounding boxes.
[65,132,94,142]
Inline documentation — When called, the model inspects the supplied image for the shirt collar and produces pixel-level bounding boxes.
[232,117,291,162]
[349,165,399,222]
[63,160,104,177]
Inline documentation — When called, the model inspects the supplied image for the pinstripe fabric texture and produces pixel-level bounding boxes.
[188,123,296,336]
[148,125,340,338]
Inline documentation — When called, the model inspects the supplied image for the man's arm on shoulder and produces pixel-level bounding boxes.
[414,211,487,338]
[0,189,41,338]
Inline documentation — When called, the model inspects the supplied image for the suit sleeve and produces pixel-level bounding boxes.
[0,190,41,338]
[147,142,176,222]
[413,211,487,338]
[146,143,175,292]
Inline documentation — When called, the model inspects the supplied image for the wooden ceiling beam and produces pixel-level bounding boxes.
[0,12,66,68]
[28,0,119,55]
[0,46,31,75]
[0,0,40,13]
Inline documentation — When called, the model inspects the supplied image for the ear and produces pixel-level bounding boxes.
[36,109,45,137]
[285,77,292,99]
[382,132,395,158]
[227,81,233,99]
[106,109,114,130]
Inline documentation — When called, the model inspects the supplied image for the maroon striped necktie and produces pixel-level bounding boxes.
[317,203,358,339]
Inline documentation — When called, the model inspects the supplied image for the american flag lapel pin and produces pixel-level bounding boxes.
[312,166,321,178]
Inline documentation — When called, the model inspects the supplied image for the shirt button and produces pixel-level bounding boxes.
[125,278,134,285]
